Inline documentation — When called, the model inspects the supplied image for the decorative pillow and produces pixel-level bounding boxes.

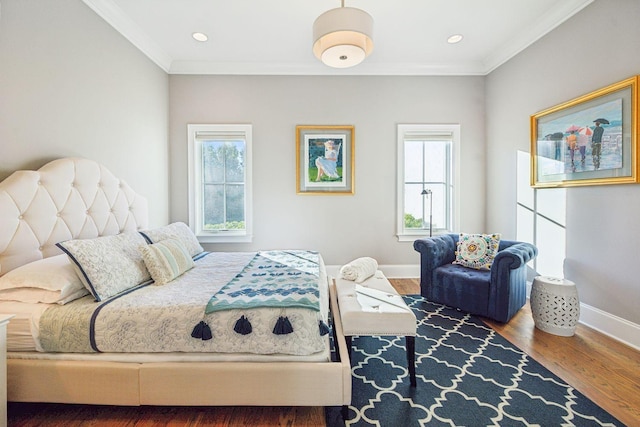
[57,232,151,301]
[140,239,195,286]
[453,233,501,270]
[0,254,89,304]
[139,222,204,258]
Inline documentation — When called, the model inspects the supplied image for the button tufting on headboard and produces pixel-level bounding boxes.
[0,157,149,276]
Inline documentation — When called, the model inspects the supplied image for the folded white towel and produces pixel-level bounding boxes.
[339,257,378,283]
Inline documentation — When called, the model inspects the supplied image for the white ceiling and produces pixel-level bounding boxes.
[82,0,594,76]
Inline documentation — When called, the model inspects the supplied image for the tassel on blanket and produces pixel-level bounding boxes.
[191,321,213,341]
[318,320,330,336]
[273,316,293,335]
[234,315,253,335]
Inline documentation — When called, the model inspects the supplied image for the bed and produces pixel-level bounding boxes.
[0,157,351,407]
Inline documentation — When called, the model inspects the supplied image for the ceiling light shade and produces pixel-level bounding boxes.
[313,6,373,68]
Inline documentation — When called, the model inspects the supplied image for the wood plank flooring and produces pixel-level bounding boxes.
[8,278,639,426]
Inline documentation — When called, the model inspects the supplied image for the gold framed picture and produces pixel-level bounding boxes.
[296,125,355,195]
[531,76,638,188]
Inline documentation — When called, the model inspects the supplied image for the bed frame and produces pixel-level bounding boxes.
[0,157,351,406]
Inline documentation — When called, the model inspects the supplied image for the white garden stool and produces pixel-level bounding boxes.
[530,276,580,337]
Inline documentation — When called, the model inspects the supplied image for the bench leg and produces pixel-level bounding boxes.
[406,336,416,386]
[342,405,349,420]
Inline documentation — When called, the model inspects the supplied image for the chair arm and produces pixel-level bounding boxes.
[413,234,457,270]
[490,242,537,282]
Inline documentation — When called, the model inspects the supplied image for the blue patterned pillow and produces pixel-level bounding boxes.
[453,233,501,270]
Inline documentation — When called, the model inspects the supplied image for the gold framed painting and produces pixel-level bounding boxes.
[530,75,639,188]
[296,125,355,195]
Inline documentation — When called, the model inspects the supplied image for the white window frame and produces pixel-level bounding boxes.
[396,124,460,242]
[187,124,253,243]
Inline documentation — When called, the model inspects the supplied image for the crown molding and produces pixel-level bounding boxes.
[83,0,593,76]
[82,0,172,72]
[482,0,594,73]
[168,60,488,76]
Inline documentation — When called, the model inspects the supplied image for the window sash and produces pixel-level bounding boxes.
[396,124,459,241]
[188,124,252,243]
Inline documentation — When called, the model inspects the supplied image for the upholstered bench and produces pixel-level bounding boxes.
[335,271,417,386]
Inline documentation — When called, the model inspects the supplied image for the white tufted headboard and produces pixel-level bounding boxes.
[0,157,148,276]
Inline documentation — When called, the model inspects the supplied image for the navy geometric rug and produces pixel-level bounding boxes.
[326,295,622,426]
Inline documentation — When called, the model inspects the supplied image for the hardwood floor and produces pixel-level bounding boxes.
[8,278,640,426]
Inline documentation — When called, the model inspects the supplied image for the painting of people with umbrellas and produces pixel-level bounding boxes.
[531,76,638,188]
[544,100,621,173]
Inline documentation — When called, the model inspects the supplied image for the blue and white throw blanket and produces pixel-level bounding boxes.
[205,250,321,314]
[189,250,329,340]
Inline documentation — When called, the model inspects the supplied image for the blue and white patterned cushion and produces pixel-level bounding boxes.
[57,231,151,301]
[140,238,195,285]
[140,222,204,258]
[453,233,501,270]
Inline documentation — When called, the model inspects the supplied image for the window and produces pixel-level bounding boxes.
[396,124,460,241]
[516,150,566,277]
[188,124,252,243]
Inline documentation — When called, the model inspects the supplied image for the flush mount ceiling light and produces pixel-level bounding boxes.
[192,32,208,42]
[447,34,464,44]
[312,0,373,68]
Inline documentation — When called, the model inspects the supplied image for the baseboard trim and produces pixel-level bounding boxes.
[329,266,640,351]
[578,302,640,351]
[525,281,640,351]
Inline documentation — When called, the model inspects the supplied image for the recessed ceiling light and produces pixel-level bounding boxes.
[447,34,463,44]
[192,32,208,42]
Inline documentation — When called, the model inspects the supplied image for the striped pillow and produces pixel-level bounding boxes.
[140,239,195,285]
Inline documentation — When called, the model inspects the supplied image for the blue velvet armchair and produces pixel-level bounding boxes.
[413,234,538,323]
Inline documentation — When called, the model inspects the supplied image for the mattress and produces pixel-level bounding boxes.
[1,251,331,361]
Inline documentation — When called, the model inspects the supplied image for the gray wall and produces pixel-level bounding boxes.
[0,0,169,226]
[486,0,640,323]
[4,0,636,329]
[169,75,486,266]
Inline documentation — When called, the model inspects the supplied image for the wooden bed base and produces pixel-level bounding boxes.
[7,282,351,407]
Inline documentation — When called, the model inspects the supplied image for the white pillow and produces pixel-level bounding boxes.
[339,257,379,283]
[140,222,204,258]
[140,239,195,285]
[57,232,151,301]
[0,287,89,305]
[0,254,89,304]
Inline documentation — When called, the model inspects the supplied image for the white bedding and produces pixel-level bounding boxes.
[0,301,47,352]
[1,251,330,357]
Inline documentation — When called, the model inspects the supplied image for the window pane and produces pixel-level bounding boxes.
[203,184,224,230]
[537,188,566,226]
[404,141,423,182]
[225,140,245,183]
[225,184,245,229]
[424,141,447,182]
[536,216,565,278]
[430,184,446,230]
[404,183,424,229]
[516,205,535,245]
[203,141,224,183]
[517,150,534,208]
